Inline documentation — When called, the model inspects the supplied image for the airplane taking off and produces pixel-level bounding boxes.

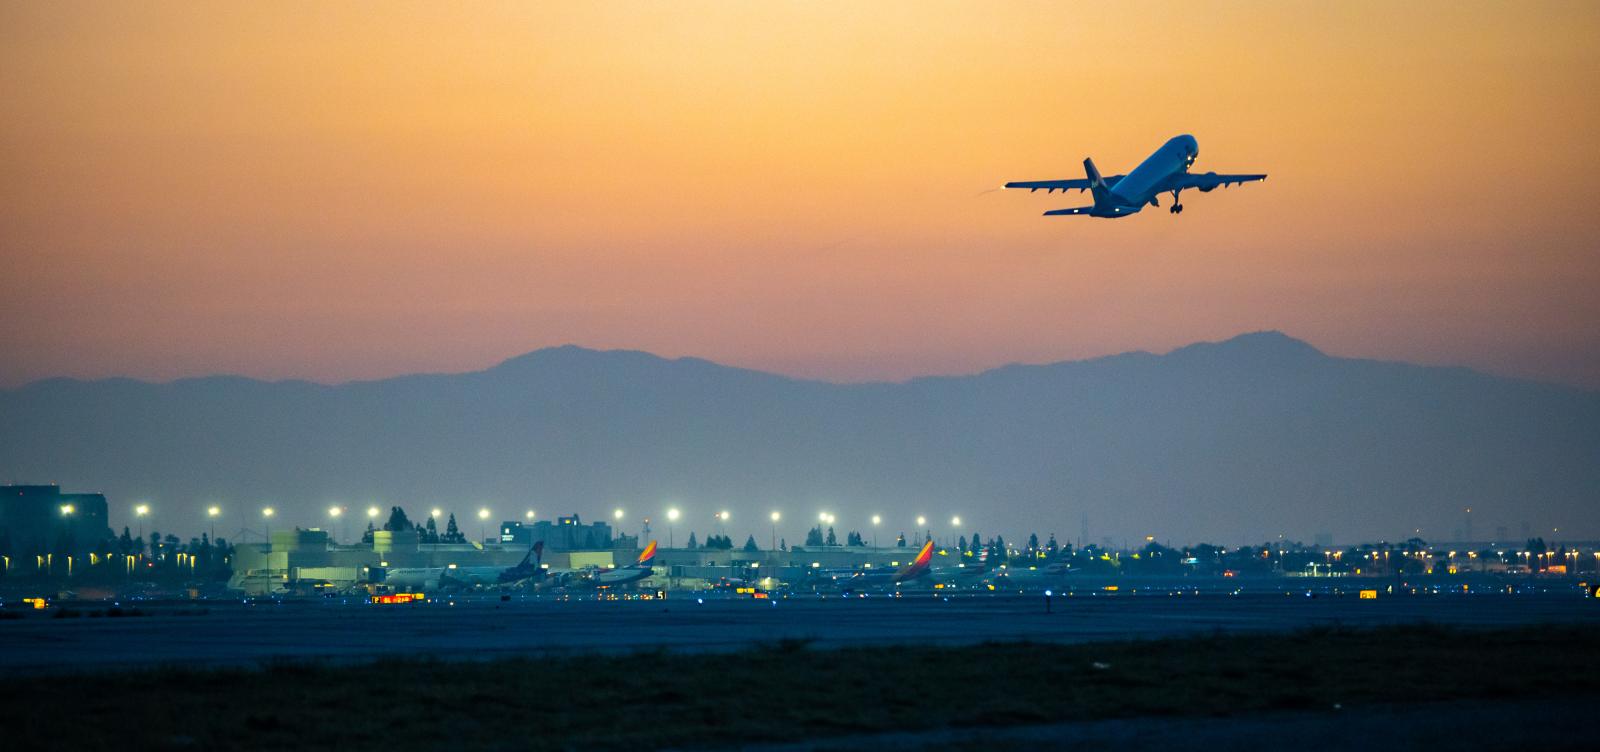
[1004,135,1265,217]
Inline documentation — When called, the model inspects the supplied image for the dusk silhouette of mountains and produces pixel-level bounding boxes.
[3,332,1596,544]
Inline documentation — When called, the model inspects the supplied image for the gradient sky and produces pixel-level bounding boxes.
[3,2,1598,388]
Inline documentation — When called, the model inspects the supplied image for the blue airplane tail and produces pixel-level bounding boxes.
[1083,157,1111,204]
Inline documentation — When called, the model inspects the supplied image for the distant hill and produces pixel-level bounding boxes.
[3,332,1596,545]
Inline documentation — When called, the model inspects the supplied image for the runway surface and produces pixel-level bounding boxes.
[4,590,1597,674]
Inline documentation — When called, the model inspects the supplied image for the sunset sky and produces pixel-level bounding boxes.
[4,1,1598,388]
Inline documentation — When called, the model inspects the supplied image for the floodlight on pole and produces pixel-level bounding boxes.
[134,504,150,547]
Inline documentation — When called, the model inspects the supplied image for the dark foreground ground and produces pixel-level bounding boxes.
[2,624,1596,751]
[4,590,1598,672]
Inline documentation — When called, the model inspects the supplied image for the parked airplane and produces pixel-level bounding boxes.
[382,542,545,590]
[986,561,1074,590]
[929,547,994,588]
[1004,134,1265,217]
[837,540,936,592]
[440,541,547,588]
[562,540,658,589]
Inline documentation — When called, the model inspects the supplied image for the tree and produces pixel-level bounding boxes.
[1028,533,1040,553]
[825,527,838,546]
[896,532,907,548]
[444,513,462,543]
[361,521,376,544]
[687,532,699,549]
[384,506,413,532]
[958,535,969,553]
[424,516,439,543]
[1046,534,1059,557]
[743,535,759,552]
[118,527,135,556]
[780,538,787,552]
[805,526,825,547]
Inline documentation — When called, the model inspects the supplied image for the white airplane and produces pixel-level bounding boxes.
[1005,134,1265,217]
[383,542,546,590]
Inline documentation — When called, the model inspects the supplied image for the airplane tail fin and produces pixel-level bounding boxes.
[637,540,658,567]
[1084,157,1110,203]
[518,540,544,568]
[898,540,936,581]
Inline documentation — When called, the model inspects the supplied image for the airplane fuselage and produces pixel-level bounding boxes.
[1107,134,1199,212]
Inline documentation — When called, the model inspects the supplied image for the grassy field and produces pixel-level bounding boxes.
[5,624,1597,750]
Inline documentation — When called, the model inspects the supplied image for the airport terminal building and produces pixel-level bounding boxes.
[0,484,113,558]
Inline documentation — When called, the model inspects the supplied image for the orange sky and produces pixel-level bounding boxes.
[3,2,1598,387]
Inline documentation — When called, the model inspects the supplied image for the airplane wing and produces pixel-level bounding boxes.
[1004,175,1124,193]
[1164,172,1267,191]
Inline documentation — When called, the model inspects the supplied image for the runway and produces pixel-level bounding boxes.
[4,590,1596,674]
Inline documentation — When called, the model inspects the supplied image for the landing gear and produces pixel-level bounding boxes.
[1168,189,1184,214]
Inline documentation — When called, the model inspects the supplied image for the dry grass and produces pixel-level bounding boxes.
[4,624,1596,751]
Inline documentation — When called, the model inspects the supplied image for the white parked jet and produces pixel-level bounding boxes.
[1005,134,1265,217]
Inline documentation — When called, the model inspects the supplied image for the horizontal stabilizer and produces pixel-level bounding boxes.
[1043,206,1094,216]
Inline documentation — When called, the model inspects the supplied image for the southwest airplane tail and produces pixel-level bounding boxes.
[895,540,936,583]
[636,540,658,567]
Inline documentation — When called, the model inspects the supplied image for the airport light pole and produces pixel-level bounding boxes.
[60,505,75,571]
[328,506,344,544]
[207,505,220,542]
[262,507,274,545]
[951,516,961,548]
[478,507,491,544]
[770,511,780,552]
[667,508,680,549]
[871,514,881,549]
[916,516,926,545]
[134,504,150,549]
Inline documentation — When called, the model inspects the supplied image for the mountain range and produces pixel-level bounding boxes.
[3,332,1595,545]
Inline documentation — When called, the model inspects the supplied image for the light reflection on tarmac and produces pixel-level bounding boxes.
[2,591,1596,674]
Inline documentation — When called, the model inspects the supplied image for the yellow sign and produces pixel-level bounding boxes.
[1359,589,1378,599]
